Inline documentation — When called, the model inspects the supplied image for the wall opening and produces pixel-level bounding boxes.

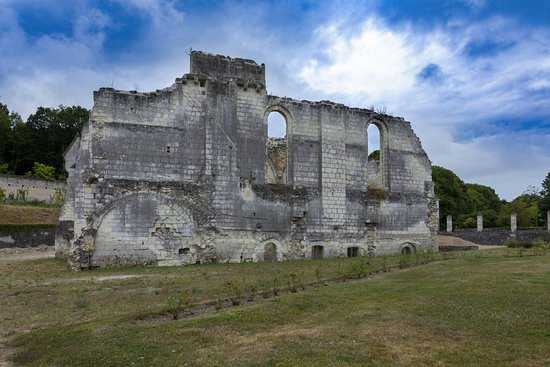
[179,247,190,255]
[263,242,277,262]
[400,243,416,255]
[347,246,359,257]
[312,245,324,260]
[367,124,380,162]
[266,111,287,185]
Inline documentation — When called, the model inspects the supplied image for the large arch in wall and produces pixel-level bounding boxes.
[90,192,196,267]
[365,116,390,191]
[264,104,292,185]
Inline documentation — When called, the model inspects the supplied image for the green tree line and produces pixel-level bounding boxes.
[0,102,89,180]
[433,166,550,230]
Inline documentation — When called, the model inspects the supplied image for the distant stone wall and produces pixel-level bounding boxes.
[441,229,550,246]
[0,225,56,248]
[0,174,66,203]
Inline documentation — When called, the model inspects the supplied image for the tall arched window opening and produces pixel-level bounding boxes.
[367,123,380,162]
[268,111,286,138]
[266,111,287,185]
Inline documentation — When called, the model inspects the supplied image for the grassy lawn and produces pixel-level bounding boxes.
[2,249,549,366]
[0,204,60,225]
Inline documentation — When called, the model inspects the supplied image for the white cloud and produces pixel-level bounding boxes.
[297,15,550,200]
[1,1,548,200]
[111,0,184,27]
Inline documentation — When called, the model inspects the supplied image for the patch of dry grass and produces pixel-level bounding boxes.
[0,204,60,224]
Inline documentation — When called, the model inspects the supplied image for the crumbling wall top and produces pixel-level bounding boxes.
[190,51,265,85]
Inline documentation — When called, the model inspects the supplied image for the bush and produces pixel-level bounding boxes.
[0,163,8,174]
[15,188,27,202]
[532,237,549,248]
[504,239,531,248]
[399,255,411,269]
[346,259,366,279]
[51,187,66,206]
[165,289,194,320]
[31,162,56,180]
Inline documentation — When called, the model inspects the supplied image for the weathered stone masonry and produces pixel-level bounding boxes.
[56,51,438,270]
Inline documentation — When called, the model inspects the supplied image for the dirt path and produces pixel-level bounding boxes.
[437,235,506,250]
[0,246,55,263]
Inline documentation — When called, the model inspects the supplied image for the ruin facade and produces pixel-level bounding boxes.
[56,51,439,270]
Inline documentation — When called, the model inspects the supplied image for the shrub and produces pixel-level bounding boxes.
[0,163,8,174]
[31,162,56,180]
[532,237,549,248]
[0,187,4,202]
[15,188,27,202]
[165,289,194,320]
[346,259,366,279]
[399,255,410,269]
[505,239,531,248]
[224,279,242,305]
[74,298,91,309]
[51,187,66,206]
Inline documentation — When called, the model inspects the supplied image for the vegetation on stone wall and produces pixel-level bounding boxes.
[0,101,89,180]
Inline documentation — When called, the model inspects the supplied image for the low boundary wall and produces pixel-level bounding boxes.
[0,224,56,248]
[440,228,550,246]
[0,174,66,203]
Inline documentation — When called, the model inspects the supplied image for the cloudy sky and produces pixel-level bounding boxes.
[1,0,549,200]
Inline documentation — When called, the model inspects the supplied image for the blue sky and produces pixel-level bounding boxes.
[0,0,549,200]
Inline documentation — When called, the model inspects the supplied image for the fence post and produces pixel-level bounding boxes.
[477,213,483,232]
[446,215,452,232]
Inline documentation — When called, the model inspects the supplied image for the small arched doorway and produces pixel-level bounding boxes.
[400,243,417,255]
[312,245,324,260]
[264,242,277,262]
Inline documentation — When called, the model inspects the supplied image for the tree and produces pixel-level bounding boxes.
[0,102,23,172]
[497,194,538,228]
[368,150,380,161]
[25,105,88,175]
[540,172,550,221]
[432,166,471,227]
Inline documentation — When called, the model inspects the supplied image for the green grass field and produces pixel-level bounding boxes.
[2,249,549,366]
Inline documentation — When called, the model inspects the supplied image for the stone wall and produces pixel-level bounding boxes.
[58,51,438,270]
[0,225,56,248]
[0,174,66,203]
[441,229,550,246]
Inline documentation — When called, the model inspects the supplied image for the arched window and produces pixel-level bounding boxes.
[367,123,380,162]
[267,111,286,138]
[266,111,287,184]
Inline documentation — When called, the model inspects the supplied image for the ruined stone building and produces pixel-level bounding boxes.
[56,51,439,270]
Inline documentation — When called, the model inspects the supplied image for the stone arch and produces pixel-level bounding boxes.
[365,117,389,190]
[91,192,196,267]
[399,242,417,255]
[259,238,283,262]
[264,104,292,185]
[263,242,277,262]
[264,104,292,132]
